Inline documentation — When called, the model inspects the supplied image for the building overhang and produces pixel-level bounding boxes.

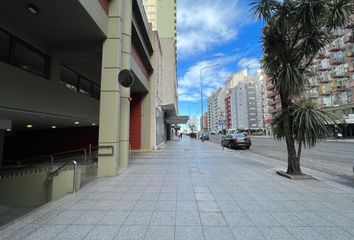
[160,104,189,124]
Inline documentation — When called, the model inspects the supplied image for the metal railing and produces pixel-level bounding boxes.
[47,160,78,193]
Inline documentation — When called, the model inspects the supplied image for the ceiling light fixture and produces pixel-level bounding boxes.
[91,123,96,126]
[6,129,11,132]
[27,124,33,128]
[74,122,80,125]
[27,4,39,15]
[52,126,57,129]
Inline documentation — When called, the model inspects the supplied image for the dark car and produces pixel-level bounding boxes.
[221,133,251,149]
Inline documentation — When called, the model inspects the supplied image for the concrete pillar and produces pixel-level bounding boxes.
[98,0,127,177]
[118,0,132,173]
[0,130,4,167]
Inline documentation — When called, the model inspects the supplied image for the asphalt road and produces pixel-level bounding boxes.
[209,135,354,180]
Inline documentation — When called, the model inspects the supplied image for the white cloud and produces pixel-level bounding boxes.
[178,55,241,102]
[237,58,260,74]
[177,0,249,58]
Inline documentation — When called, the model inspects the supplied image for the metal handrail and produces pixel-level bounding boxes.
[3,146,98,166]
[47,160,78,193]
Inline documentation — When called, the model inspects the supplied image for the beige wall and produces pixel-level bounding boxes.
[161,38,178,111]
[79,0,108,35]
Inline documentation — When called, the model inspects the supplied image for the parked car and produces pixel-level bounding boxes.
[200,133,209,140]
[221,133,251,149]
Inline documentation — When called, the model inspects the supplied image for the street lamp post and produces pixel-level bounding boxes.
[200,63,219,142]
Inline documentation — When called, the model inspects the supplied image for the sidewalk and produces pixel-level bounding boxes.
[1,137,354,240]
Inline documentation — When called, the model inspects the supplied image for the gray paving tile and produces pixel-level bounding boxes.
[155,201,177,211]
[159,193,177,201]
[99,211,130,225]
[111,201,136,211]
[124,211,153,226]
[286,227,327,240]
[230,227,265,240]
[200,212,227,226]
[198,201,220,212]
[258,227,296,240]
[217,201,242,212]
[150,211,176,226]
[236,201,264,212]
[223,212,254,226]
[269,212,307,227]
[23,224,67,240]
[3,223,40,240]
[114,226,147,240]
[196,193,215,201]
[53,225,93,240]
[121,192,142,201]
[177,192,196,201]
[203,226,235,240]
[247,211,282,227]
[84,226,121,240]
[69,201,97,211]
[49,211,83,224]
[315,227,354,240]
[293,212,335,227]
[194,187,210,193]
[140,192,159,201]
[175,226,204,240]
[91,200,116,211]
[176,211,201,226]
[145,226,175,240]
[133,201,156,211]
[177,201,198,211]
[76,211,107,225]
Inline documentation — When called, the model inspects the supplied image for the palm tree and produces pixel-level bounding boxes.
[251,0,354,175]
[272,100,335,171]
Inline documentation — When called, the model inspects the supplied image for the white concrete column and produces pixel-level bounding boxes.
[97,0,125,177]
[118,0,132,172]
[0,130,4,167]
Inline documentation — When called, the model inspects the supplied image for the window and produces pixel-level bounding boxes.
[60,65,79,91]
[0,29,10,62]
[79,77,92,96]
[0,28,49,78]
[12,42,48,78]
[60,64,100,100]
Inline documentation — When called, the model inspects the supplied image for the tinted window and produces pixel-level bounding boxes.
[231,133,246,138]
[12,42,47,77]
[92,84,100,100]
[0,30,10,62]
[60,65,78,91]
[79,77,92,96]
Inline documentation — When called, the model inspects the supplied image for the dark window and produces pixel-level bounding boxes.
[92,84,100,100]
[60,65,78,91]
[12,41,48,78]
[79,77,92,96]
[0,30,10,62]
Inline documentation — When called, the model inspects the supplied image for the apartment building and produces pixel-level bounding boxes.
[208,88,221,132]
[200,112,208,131]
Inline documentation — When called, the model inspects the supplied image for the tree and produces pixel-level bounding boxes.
[272,100,335,169]
[251,0,354,175]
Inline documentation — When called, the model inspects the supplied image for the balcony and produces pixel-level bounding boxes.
[319,90,332,96]
[266,83,275,91]
[316,52,328,59]
[267,91,277,98]
[315,65,330,72]
[269,108,281,114]
[329,57,345,65]
[346,46,354,57]
[268,99,281,106]
[318,76,332,83]
[330,71,346,78]
[333,29,344,37]
[350,80,354,88]
[335,85,347,92]
[329,44,344,52]
[344,35,354,44]
[308,92,319,98]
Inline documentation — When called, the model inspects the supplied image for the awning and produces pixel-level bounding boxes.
[165,116,189,124]
[160,104,189,124]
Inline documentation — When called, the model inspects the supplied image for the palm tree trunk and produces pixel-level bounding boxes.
[297,141,302,163]
[280,97,302,175]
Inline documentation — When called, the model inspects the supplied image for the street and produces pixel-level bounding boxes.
[209,135,354,182]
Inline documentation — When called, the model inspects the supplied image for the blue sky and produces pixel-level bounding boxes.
[177,0,264,119]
